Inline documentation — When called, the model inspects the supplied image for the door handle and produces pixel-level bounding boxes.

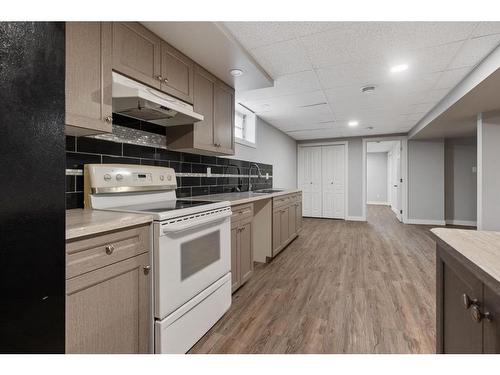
[162,211,231,234]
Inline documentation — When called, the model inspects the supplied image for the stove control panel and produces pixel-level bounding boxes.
[85,164,177,193]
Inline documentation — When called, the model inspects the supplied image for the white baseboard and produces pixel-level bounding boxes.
[406,218,446,226]
[346,216,366,222]
[367,201,390,206]
[446,219,477,227]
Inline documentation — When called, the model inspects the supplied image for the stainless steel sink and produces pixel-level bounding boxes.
[253,189,285,194]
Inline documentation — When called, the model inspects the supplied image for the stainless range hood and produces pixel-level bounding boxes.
[112,72,204,126]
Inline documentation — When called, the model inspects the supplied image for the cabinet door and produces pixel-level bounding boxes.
[112,22,161,89]
[66,253,151,354]
[439,250,483,353]
[193,66,216,152]
[239,219,253,285]
[160,42,194,103]
[288,202,297,237]
[272,209,282,253]
[280,207,290,246]
[65,22,112,135]
[230,223,240,292]
[213,81,235,155]
[296,201,303,230]
[483,285,500,353]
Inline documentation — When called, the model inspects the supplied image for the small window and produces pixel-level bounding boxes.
[235,104,256,147]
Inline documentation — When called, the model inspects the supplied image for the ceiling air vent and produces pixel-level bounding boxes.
[361,85,376,94]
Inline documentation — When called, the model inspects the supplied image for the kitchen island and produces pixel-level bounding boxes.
[431,228,500,353]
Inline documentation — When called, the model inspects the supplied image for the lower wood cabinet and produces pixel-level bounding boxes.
[436,241,500,353]
[272,193,302,257]
[231,203,254,292]
[65,224,152,353]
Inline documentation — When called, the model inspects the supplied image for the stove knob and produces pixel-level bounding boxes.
[159,175,165,181]
[104,174,111,181]
[116,174,123,181]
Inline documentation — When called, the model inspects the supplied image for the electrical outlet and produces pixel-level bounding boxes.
[472,166,477,173]
[207,167,212,177]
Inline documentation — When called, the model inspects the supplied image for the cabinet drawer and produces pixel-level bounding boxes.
[273,194,293,210]
[66,225,150,279]
[231,203,254,222]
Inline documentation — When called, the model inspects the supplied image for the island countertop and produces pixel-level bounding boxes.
[186,189,302,206]
[431,228,500,286]
[66,209,153,241]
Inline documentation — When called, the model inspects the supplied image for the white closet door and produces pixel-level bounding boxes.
[298,146,322,218]
[298,147,311,216]
[321,145,345,219]
[310,147,322,217]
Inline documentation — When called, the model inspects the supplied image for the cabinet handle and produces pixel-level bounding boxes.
[163,77,169,83]
[105,244,115,255]
[462,293,478,309]
[157,75,164,81]
[104,116,112,123]
[470,305,492,323]
[143,265,151,275]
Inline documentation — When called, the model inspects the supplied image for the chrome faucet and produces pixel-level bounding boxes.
[248,163,262,192]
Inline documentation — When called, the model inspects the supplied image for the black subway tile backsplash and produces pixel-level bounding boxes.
[65,136,272,209]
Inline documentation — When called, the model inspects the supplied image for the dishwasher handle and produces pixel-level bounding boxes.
[162,210,231,234]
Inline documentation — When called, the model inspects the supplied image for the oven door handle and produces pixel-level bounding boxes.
[162,211,231,234]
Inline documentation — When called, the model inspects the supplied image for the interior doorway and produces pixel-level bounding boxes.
[363,137,408,223]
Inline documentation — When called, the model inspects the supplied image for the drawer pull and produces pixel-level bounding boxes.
[143,265,151,275]
[105,244,115,255]
[462,293,478,309]
[470,305,492,323]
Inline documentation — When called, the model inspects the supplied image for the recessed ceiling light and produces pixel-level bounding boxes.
[229,69,244,77]
[361,85,376,93]
[390,64,409,73]
[348,120,359,127]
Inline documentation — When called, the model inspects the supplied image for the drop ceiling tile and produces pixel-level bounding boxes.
[449,34,500,69]
[472,22,500,38]
[433,67,471,90]
[251,39,312,76]
[236,70,321,102]
[223,22,296,49]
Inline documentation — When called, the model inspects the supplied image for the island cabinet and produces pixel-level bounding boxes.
[166,64,235,156]
[65,22,113,136]
[272,192,302,257]
[230,203,254,292]
[65,224,152,354]
[434,230,500,354]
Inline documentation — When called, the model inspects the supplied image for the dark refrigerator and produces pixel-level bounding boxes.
[0,22,66,353]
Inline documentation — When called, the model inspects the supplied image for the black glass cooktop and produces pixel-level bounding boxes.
[114,200,214,213]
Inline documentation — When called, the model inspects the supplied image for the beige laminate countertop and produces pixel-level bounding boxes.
[187,189,302,206]
[431,228,500,284]
[66,209,153,241]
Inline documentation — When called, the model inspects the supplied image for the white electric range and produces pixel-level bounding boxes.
[85,164,232,354]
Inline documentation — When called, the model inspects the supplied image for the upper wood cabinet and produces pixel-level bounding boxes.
[112,22,161,89]
[112,22,194,104]
[214,81,235,154]
[160,42,194,103]
[65,22,113,136]
[166,64,235,156]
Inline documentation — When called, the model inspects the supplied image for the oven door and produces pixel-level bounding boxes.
[153,208,231,319]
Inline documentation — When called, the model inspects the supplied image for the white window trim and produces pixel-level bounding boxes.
[235,104,257,148]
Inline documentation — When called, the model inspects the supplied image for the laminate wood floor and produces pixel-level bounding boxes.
[190,205,437,354]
